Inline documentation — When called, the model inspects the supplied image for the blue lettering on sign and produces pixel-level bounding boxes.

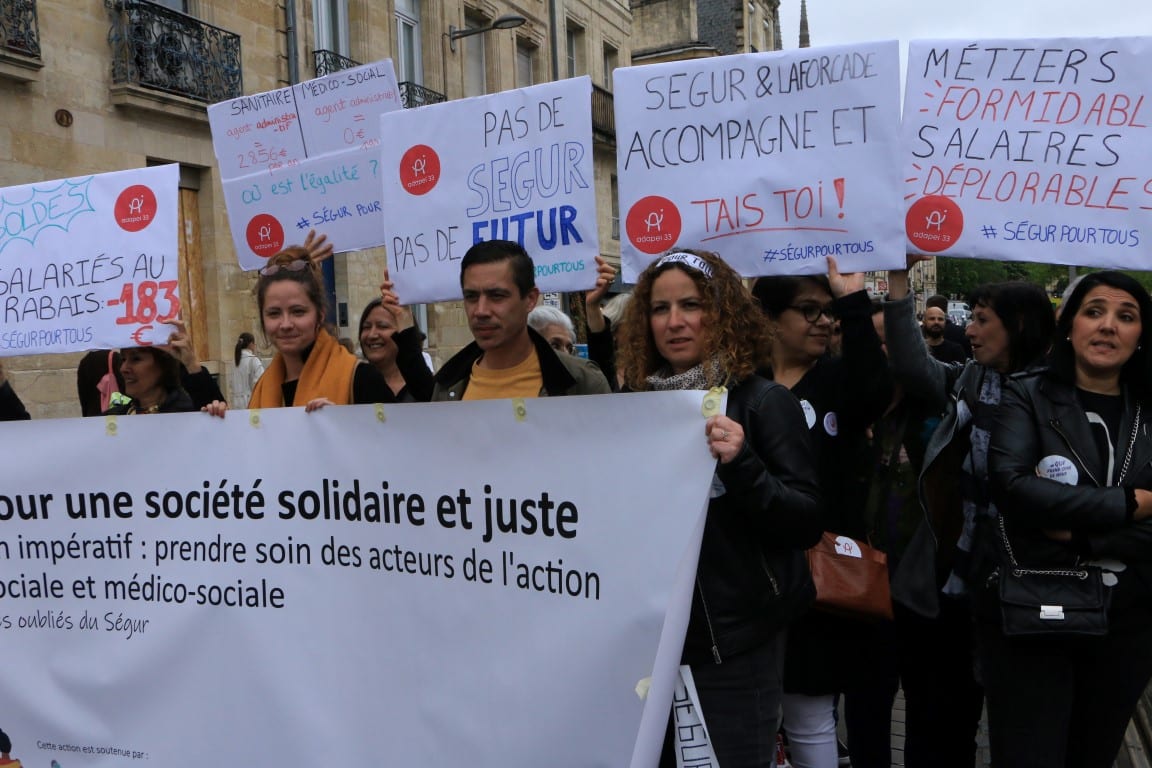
[0,326,95,350]
[1001,220,1139,248]
[0,178,95,254]
[465,143,590,217]
[762,240,875,262]
[471,205,583,251]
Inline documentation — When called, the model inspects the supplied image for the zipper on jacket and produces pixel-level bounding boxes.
[1050,419,1102,488]
[695,575,723,664]
[760,552,780,597]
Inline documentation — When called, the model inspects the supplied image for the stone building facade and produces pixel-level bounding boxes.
[0,0,630,417]
[631,0,781,64]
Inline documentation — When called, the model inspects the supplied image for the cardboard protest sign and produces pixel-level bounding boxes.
[0,165,179,356]
[615,42,905,281]
[208,60,401,270]
[379,77,599,304]
[0,392,713,768]
[903,37,1152,268]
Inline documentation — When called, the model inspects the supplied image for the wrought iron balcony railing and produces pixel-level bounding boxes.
[106,0,242,104]
[1,0,40,58]
[592,83,614,140]
[313,48,359,78]
[399,80,446,108]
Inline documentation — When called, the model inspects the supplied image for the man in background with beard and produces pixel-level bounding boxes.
[921,303,967,364]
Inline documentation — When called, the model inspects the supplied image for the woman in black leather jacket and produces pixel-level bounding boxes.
[987,270,1152,768]
[617,248,822,768]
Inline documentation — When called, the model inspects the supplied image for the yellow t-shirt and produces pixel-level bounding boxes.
[462,351,543,401]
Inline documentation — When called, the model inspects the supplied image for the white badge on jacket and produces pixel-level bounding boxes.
[1036,455,1078,485]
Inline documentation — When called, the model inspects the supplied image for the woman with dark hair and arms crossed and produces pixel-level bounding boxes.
[987,271,1152,767]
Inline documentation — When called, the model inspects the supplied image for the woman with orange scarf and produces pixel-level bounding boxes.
[206,244,394,414]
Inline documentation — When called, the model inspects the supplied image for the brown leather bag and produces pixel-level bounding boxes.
[806,532,893,621]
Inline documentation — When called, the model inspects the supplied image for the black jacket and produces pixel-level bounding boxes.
[990,372,1152,625]
[683,375,822,664]
[104,387,197,415]
[429,327,611,401]
[0,380,30,421]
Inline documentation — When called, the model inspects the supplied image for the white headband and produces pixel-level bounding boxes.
[654,252,713,279]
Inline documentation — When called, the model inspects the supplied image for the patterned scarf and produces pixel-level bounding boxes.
[645,358,724,392]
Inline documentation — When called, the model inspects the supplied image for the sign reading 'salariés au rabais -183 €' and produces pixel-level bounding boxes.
[0,164,180,357]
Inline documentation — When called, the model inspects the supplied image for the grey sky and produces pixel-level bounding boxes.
[778,0,1152,52]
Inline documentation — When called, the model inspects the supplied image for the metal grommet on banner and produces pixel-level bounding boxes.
[512,398,528,422]
[105,415,117,436]
[701,386,726,418]
[375,403,386,423]
[249,410,261,428]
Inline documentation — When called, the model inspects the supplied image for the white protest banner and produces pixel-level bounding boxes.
[903,37,1152,267]
[0,392,713,768]
[208,59,401,270]
[0,165,179,357]
[615,42,905,281]
[379,77,599,304]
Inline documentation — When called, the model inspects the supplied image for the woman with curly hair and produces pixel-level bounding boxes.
[618,249,822,768]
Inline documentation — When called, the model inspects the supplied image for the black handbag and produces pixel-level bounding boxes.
[997,559,1109,637]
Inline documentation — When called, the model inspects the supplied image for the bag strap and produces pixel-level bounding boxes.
[998,515,1089,580]
[1118,403,1142,485]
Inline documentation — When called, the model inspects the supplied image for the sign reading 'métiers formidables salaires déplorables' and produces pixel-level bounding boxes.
[0,165,179,357]
[614,41,906,281]
[208,60,401,271]
[903,37,1152,269]
[378,77,599,304]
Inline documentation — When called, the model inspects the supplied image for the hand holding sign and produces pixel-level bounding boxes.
[826,255,866,298]
[303,228,334,264]
[379,265,414,332]
[161,317,203,374]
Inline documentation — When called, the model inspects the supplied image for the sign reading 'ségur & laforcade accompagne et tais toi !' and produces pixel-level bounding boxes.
[377,76,600,304]
[613,41,907,281]
[208,59,401,270]
[0,164,180,357]
[902,37,1152,270]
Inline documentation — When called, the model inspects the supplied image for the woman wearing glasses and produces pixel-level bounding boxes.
[234,246,395,411]
[751,261,892,768]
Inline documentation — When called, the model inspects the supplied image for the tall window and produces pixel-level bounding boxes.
[565,22,585,78]
[516,39,536,88]
[153,0,190,11]
[395,0,422,84]
[314,0,350,57]
[463,12,487,97]
[602,43,618,90]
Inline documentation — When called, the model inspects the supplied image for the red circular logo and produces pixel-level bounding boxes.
[625,195,682,255]
[399,144,440,195]
[246,214,285,258]
[114,185,158,232]
[906,195,963,253]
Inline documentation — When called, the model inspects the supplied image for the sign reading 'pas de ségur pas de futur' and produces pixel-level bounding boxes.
[378,77,600,304]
